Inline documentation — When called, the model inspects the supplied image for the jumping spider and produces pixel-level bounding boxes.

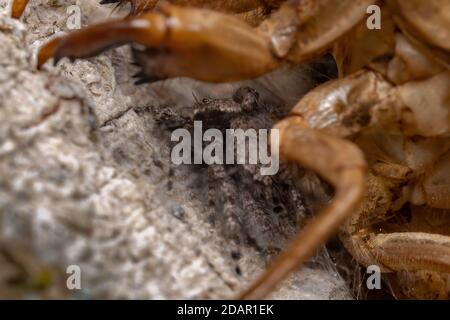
[151,87,308,253]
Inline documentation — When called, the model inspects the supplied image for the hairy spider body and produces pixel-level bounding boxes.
[11,0,450,299]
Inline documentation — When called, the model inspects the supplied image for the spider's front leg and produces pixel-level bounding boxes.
[38,3,280,83]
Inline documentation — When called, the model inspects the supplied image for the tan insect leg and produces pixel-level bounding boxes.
[100,0,158,15]
[11,0,29,19]
[38,4,280,83]
[367,232,450,274]
[240,116,367,299]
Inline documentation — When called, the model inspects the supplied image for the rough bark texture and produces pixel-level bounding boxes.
[0,0,350,299]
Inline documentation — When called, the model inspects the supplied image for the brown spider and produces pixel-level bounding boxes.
[11,0,450,299]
